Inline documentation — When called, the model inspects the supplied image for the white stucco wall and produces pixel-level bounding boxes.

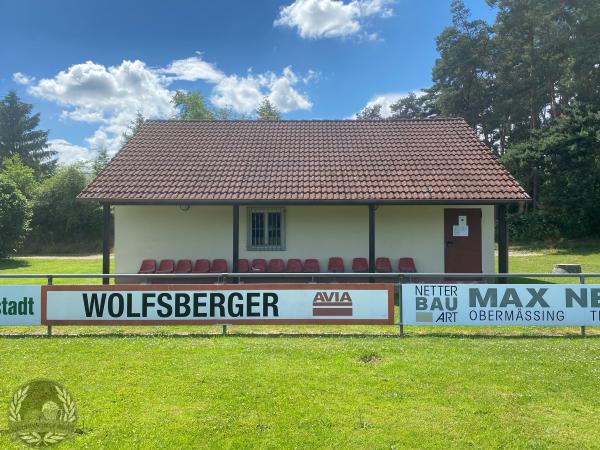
[375,205,495,273]
[114,204,495,274]
[240,206,368,267]
[114,205,232,274]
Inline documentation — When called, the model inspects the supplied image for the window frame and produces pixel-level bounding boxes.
[246,207,286,251]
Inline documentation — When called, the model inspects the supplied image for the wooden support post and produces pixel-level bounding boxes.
[368,204,376,281]
[497,204,509,283]
[233,205,239,278]
[102,203,111,285]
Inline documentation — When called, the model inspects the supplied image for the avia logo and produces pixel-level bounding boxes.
[312,291,353,317]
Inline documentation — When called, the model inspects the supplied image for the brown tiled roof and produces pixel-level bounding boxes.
[79,119,529,203]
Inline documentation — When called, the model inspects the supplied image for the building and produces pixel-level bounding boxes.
[79,119,529,279]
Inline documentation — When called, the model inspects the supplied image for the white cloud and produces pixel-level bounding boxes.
[25,55,314,156]
[29,60,177,153]
[211,75,263,114]
[158,55,224,83]
[267,67,312,112]
[354,91,426,118]
[211,66,311,114]
[274,0,393,39]
[60,109,105,123]
[47,139,95,165]
[12,72,35,85]
[358,92,407,118]
[302,69,319,84]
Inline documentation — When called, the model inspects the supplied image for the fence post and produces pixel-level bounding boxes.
[46,276,53,336]
[398,275,404,336]
[222,324,228,335]
[579,274,586,337]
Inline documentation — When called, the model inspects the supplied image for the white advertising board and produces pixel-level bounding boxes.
[0,285,42,326]
[402,284,600,326]
[43,284,394,325]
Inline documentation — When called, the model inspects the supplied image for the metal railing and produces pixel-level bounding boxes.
[1,272,599,280]
[1,272,597,336]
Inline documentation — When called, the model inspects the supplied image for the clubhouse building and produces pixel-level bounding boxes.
[79,119,529,280]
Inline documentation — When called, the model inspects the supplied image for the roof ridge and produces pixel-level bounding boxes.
[143,118,466,123]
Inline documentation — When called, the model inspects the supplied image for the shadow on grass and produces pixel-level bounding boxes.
[0,330,597,339]
[513,239,600,256]
[507,276,553,284]
[0,259,30,270]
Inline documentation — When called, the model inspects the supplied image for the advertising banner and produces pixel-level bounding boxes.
[0,285,42,326]
[402,284,600,326]
[43,284,394,325]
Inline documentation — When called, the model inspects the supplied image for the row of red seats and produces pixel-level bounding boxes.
[138,257,416,274]
[138,258,228,274]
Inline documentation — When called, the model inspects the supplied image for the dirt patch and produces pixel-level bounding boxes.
[357,352,382,364]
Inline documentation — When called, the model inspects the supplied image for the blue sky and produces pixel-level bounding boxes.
[0,0,496,163]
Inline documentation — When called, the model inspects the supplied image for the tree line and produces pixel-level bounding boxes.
[2,0,598,257]
[0,91,281,258]
[358,0,600,241]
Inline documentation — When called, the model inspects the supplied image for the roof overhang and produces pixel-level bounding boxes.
[83,198,531,206]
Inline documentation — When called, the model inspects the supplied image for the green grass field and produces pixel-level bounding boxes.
[0,245,599,448]
[0,333,599,448]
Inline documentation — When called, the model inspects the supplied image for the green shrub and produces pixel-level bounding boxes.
[0,175,31,258]
[26,165,102,251]
[508,211,561,242]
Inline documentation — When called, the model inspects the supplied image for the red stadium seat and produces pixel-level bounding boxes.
[138,259,157,274]
[328,257,345,273]
[210,259,228,273]
[251,259,267,273]
[286,259,303,273]
[237,259,250,273]
[175,259,192,273]
[399,257,417,273]
[375,257,392,273]
[192,259,210,273]
[268,259,285,273]
[303,259,320,273]
[156,259,175,274]
[352,257,369,273]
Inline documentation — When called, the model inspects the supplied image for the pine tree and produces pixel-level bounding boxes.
[0,91,55,177]
[121,111,146,144]
[389,92,436,119]
[92,147,111,175]
[429,1,495,146]
[356,104,383,120]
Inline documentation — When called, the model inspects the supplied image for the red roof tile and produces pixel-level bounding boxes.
[79,119,529,203]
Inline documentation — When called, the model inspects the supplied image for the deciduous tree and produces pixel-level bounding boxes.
[0,176,31,258]
[256,98,281,120]
[0,154,37,199]
[172,91,215,120]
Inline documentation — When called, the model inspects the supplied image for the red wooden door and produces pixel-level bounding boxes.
[444,209,482,273]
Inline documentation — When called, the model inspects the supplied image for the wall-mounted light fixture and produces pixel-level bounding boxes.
[178,204,191,212]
